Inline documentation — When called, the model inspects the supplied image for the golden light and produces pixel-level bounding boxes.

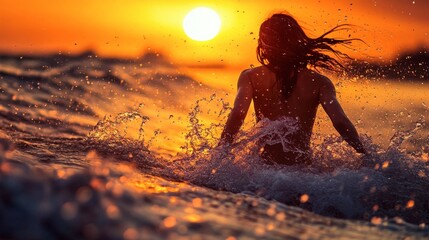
[183,7,221,41]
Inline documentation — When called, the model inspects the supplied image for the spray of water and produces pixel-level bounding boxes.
[86,96,429,224]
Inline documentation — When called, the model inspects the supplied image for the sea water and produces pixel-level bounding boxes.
[0,53,428,239]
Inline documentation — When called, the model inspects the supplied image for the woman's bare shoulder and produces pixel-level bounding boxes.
[240,66,275,82]
[241,65,271,75]
[241,66,276,88]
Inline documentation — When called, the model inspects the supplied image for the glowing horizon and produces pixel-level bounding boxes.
[1,0,428,67]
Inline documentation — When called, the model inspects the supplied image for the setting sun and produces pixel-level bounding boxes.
[183,7,221,41]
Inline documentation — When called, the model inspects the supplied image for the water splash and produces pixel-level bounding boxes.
[169,99,428,224]
[88,108,149,142]
[83,95,428,224]
[2,53,428,239]
[387,119,425,152]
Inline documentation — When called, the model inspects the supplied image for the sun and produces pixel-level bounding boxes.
[183,7,221,41]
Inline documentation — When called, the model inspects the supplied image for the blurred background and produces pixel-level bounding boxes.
[1,0,428,67]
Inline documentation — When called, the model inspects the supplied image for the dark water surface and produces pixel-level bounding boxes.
[0,53,428,239]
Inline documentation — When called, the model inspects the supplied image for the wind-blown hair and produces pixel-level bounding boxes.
[257,13,358,98]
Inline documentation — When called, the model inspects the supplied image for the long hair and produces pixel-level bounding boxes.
[257,13,357,99]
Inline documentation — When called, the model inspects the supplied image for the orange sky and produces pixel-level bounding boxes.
[1,0,428,67]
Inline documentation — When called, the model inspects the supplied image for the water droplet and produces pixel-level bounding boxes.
[371,216,382,225]
[61,202,77,220]
[406,200,415,208]
[300,194,309,203]
[123,228,138,240]
[163,216,177,228]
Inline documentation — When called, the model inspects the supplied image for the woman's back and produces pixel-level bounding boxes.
[245,66,325,164]
[248,66,319,130]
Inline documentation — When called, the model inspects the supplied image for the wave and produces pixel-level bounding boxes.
[84,98,429,225]
[0,54,428,239]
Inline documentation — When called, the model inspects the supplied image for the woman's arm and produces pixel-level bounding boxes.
[219,70,253,145]
[319,77,366,153]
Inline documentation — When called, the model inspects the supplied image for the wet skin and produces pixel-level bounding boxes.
[220,65,365,164]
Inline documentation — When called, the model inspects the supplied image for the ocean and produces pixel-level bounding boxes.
[0,52,428,239]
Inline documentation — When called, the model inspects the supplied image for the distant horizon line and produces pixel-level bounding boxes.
[0,46,427,67]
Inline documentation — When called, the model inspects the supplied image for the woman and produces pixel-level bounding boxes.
[219,13,366,165]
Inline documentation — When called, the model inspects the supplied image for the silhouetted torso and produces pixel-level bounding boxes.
[246,66,321,164]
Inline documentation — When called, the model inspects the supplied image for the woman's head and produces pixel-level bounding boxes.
[257,14,309,68]
[257,13,355,72]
